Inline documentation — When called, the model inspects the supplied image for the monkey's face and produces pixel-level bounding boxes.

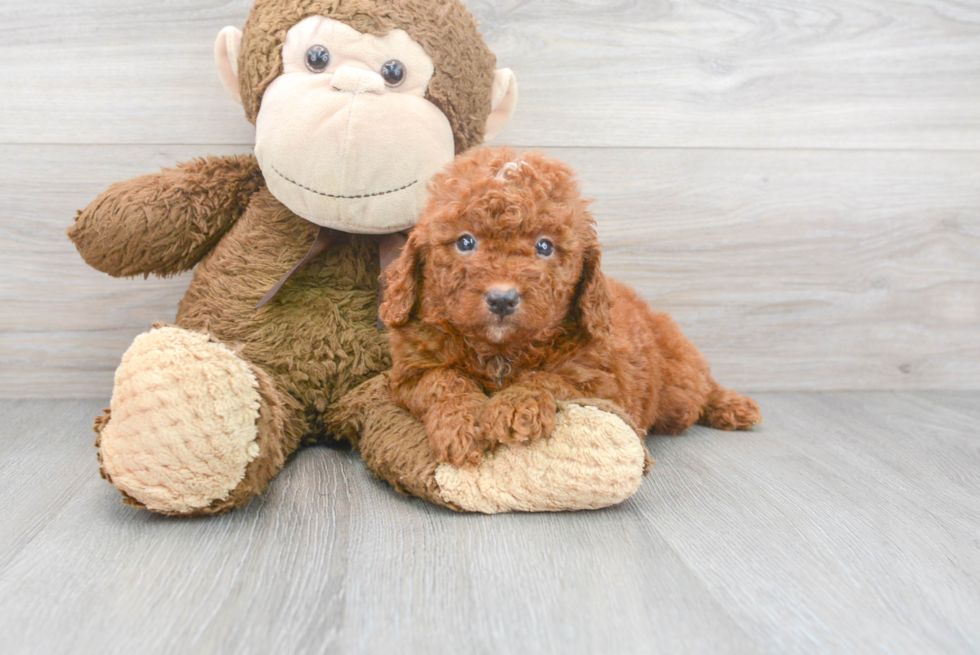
[253,17,456,233]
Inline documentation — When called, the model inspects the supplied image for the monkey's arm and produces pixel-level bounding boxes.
[331,372,650,513]
[68,154,263,277]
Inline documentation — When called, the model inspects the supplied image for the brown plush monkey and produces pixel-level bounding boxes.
[68,0,648,516]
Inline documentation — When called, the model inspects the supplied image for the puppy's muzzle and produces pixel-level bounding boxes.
[485,289,521,317]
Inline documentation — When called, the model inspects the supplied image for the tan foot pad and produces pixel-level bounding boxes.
[435,403,646,513]
[100,327,262,513]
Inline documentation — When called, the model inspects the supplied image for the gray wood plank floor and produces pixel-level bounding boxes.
[1,394,977,655]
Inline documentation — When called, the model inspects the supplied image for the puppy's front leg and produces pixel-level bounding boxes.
[392,368,488,467]
[482,372,580,446]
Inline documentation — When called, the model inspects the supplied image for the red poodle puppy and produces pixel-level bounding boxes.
[380,147,761,467]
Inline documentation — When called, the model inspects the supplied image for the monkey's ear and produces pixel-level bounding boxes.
[215,26,244,105]
[379,235,423,328]
[484,69,518,143]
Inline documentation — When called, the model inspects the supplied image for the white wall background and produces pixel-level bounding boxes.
[1,0,979,398]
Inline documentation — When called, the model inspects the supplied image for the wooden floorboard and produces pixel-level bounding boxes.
[0,400,102,570]
[641,392,980,655]
[0,394,977,655]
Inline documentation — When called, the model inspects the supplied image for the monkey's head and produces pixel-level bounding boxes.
[214,0,517,234]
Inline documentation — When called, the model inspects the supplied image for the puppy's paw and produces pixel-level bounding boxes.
[428,409,485,467]
[482,387,557,445]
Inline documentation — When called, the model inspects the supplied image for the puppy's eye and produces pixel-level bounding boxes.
[456,234,478,253]
[380,60,406,87]
[536,238,555,258]
[306,45,330,73]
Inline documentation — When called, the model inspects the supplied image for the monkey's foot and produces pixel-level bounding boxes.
[435,401,649,513]
[96,326,286,515]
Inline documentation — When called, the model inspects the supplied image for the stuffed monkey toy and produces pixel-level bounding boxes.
[68,0,648,516]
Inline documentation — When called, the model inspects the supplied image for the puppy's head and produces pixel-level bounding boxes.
[380,147,611,346]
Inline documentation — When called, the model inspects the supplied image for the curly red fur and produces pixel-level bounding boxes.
[381,147,762,466]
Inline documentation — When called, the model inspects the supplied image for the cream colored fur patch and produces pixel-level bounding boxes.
[435,403,646,513]
[255,16,454,233]
[100,327,262,513]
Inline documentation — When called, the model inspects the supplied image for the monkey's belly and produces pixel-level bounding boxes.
[175,229,391,424]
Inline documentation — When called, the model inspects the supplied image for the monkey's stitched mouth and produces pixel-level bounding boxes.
[272,166,418,199]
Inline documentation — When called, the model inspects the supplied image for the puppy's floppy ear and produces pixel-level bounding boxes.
[379,233,422,328]
[574,243,613,341]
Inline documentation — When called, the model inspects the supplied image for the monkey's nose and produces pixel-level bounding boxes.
[331,66,385,94]
[486,289,521,317]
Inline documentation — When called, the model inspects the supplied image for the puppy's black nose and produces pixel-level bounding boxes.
[486,289,521,317]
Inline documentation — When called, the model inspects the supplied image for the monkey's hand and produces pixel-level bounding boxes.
[68,154,263,278]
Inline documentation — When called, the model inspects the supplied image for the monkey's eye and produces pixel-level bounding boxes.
[380,60,406,87]
[536,238,555,258]
[305,45,330,73]
[456,234,477,254]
